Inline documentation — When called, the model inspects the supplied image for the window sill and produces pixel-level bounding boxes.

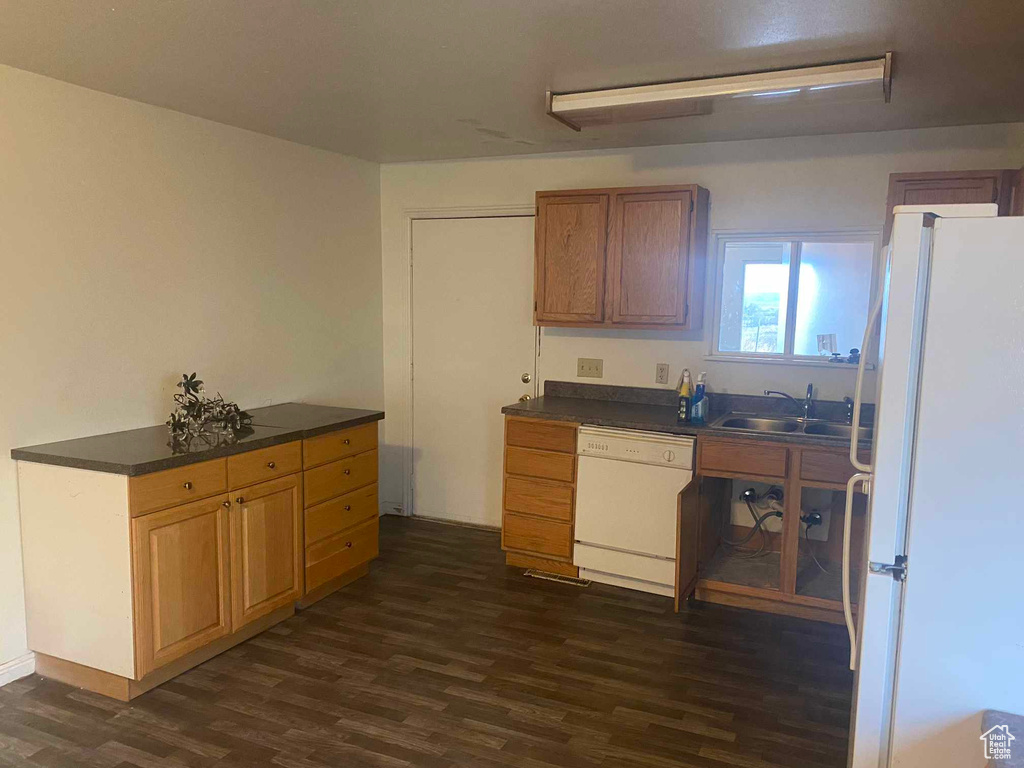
[706,354,876,371]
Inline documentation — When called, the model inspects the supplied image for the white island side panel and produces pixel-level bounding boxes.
[18,462,135,678]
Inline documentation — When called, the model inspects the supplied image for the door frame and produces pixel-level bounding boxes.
[401,205,535,519]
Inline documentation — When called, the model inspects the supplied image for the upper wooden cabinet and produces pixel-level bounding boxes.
[883,169,1018,243]
[534,193,609,323]
[534,185,709,330]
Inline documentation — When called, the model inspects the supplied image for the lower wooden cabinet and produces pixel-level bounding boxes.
[305,517,379,593]
[688,436,870,624]
[501,416,579,574]
[229,474,303,629]
[131,474,303,678]
[131,494,232,678]
[300,428,380,604]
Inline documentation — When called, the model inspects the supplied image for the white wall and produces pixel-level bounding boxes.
[0,65,383,674]
[380,123,1024,509]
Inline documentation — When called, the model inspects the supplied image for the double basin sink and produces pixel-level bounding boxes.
[711,413,873,441]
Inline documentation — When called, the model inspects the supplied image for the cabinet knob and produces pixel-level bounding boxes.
[236,497,244,504]
[266,461,276,469]
[344,505,351,511]
[343,439,350,445]
[183,481,193,490]
[345,541,352,548]
[343,469,351,475]
[222,501,230,508]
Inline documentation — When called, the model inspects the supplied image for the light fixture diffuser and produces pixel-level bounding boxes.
[547,53,892,131]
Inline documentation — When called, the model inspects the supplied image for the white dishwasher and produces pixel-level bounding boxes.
[574,426,695,596]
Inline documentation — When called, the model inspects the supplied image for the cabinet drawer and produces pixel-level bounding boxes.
[305,483,378,546]
[502,513,572,559]
[698,439,787,479]
[305,518,379,592]
[506,418,576,453]
[503,476,573,522]
[800,450,857,485]
[303,423,378,469]
[227,441,302,490]
[129,459,228,517]
[506,446,575,483]
[304,449,378,507]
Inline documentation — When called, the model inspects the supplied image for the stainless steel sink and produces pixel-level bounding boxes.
[712,412,872,441]
[718,416,800,433]
[803,422,874,440]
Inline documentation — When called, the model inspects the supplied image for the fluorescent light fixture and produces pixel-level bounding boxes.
[547,53,892,131]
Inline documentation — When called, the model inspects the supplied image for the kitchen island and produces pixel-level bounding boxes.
[12,402,383,700]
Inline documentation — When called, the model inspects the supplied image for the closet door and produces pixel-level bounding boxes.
[534,193,609,324]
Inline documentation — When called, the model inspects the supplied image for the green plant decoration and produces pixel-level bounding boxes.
[167,372,252,451]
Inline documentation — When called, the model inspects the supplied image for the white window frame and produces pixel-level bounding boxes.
[707,229,882,368]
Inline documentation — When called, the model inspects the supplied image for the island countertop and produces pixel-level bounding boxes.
[11,403,384,476]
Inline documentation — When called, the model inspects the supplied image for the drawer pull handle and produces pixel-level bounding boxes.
[267,461,276,469]
[183,481,193,490]
[343,439,350,445]
[344,505,351,511]
[344,469,351,475]
[346,541,352,548]
[236,497,244,504]
[222,501,230,508]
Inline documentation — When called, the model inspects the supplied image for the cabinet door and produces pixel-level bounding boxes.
[883,169,1014,242]
[132,495,231,677]
[674,475,700,612]
[607,189,693,325]
[230,474,302,629]
[1011,166,1024,217]
[534,193,609,323]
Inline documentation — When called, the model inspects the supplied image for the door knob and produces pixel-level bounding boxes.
[519,394,531,402]
[521,372,532,383]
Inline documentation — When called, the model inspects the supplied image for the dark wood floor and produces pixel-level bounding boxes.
[0,516,853,768]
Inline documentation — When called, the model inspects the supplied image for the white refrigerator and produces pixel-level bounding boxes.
[846,204,1024,768]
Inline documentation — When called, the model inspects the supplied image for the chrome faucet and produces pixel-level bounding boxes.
[764,383,815,420]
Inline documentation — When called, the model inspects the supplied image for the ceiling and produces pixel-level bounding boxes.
[2,0,1023,162]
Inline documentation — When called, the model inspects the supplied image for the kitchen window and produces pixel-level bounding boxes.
[709,232,880,365]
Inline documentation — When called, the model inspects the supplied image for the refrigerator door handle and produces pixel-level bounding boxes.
[843,472,871,671]
[850,245,891,473]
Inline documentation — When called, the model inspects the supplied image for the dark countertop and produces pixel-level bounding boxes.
[502,382,871,450]
[248,403,383,438]
[11,403,384,477]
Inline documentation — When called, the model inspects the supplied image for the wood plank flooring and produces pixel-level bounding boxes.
[0,516,854,767]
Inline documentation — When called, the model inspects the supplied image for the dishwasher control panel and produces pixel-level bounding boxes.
[577,426,695,469]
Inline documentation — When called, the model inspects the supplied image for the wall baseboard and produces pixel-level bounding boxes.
[411,513,500,532]
[0,652,35,687]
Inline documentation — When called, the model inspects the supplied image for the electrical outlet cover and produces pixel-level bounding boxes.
[655,363,670,385]
[577,358,604,378]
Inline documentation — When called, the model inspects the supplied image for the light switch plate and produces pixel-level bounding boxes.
[655,363,670,385]
[577,358,604,378]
